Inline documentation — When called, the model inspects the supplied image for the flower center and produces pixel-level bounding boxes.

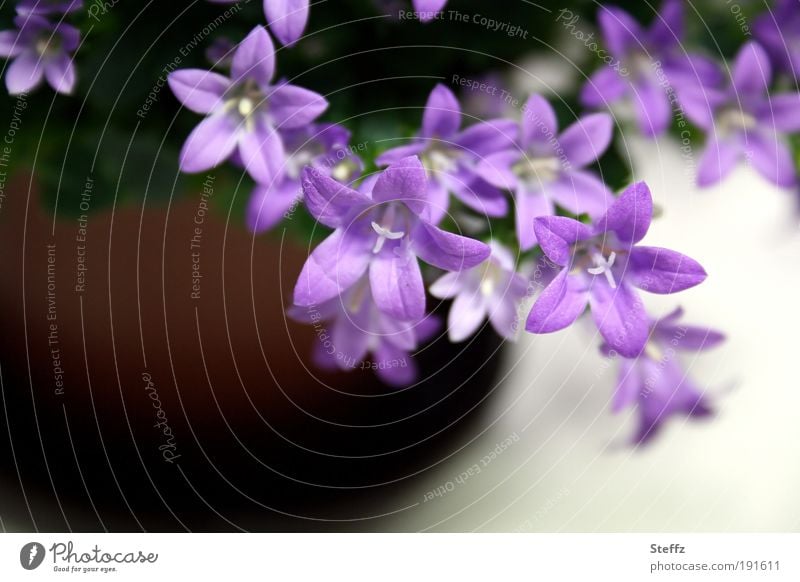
[331,158,359,182]
[513,155,561,184]
[587,250,617,288]
[717,107,756,135]
[478,259,504,297]
[370,203,407,254]
[35,36,60,57]
[224,80,266,131]
[422,145,460,175]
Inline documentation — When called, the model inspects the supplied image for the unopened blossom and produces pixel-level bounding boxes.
[680,41,800,188]
[476,94,614,250]
[168,26,327,184]
[377,84,517,224]
[16,0,83,15]
[526,182,707,357]
[754,0,800,80]
[289,276,440,387]
[608,307,724,444]
[294,156,491,322]
[247,123,363,232]
[209,0,309,46]
[580,0,721,136]
[0,15,79,94]
[206,36,236,70]
[430,241,528,342]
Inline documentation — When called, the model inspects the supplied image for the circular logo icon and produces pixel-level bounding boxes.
[20,542,45,570]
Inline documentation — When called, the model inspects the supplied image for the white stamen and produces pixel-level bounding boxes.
[427,149,458,173]
[587,251,617,289]
[371,221,405,254]
[238,97,254,117]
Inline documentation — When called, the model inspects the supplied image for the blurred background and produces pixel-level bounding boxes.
[1,0,798,531]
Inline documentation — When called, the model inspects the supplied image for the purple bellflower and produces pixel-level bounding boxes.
[580,0,720,136]
[247,123,363,232]
[680,41,800,188]
[209,0,310,46]
[376,84,517,224]
[293,155,491,322]
[754,0,800,81]
[608,307,723,444]
[430,241,528,342]
[0,14,79,94]
[476,94,614,250]
[16,0,83,15]
[168,26,328,185]
[526,182,707,358]
[289,275,440,387]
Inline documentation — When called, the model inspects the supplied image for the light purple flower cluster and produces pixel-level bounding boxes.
[582,0,800,190]
[0,0,82,94]
[606,307,724,444]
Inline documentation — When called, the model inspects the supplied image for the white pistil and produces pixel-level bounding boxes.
[238,97,255,118]
[587,251,617,289]
[371,221,405,253]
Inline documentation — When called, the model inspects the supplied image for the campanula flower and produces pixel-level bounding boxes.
[289,275,440,387]
[16,0,83,15]
[430,241,528,342]
[526,182,707,357]
[476,94,614,250]
[294,155,491,322]
[247,123,363,232]
[608,307,723,444]
[580,0,721,136]
[0,14,79,94]
[754,0,800,80]
[377,84,517,224]
[209,0,309,46]
[168,26,328,185]
[679,41,800,188]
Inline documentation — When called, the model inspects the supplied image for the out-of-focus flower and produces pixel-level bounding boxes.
[209,0,309,46]
[754,0,800,80]
[377,84,517,224]
[289,276,440,387]
[206,36,236,70]
[430,241,528,342]
[247,123,363,232]
[580,0,721,136]
[526,182,707,357]
[16,0,83,15]
[476,94,614,250]
[168,26,328,184]
[294,155,491,322]
[680,41,800,188]
[412,0,448,21]
[607,307,724,444]
[0,14,79,94]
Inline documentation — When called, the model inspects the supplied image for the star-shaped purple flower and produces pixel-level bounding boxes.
[168,26,328,185]
[580,0,720,136]
[294,155,491,322]
[526,182,707,357]
[16,0,83,15]
[0,14,79,94]
[376,84,517,225]
[754,0,800,80]
[680,41,800,188]
[430,241,528,342]
[247,123,363,232]
[209,0,310,46]
[289,275,440,387]
[608,307,723,444]
[476,93,614,250]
